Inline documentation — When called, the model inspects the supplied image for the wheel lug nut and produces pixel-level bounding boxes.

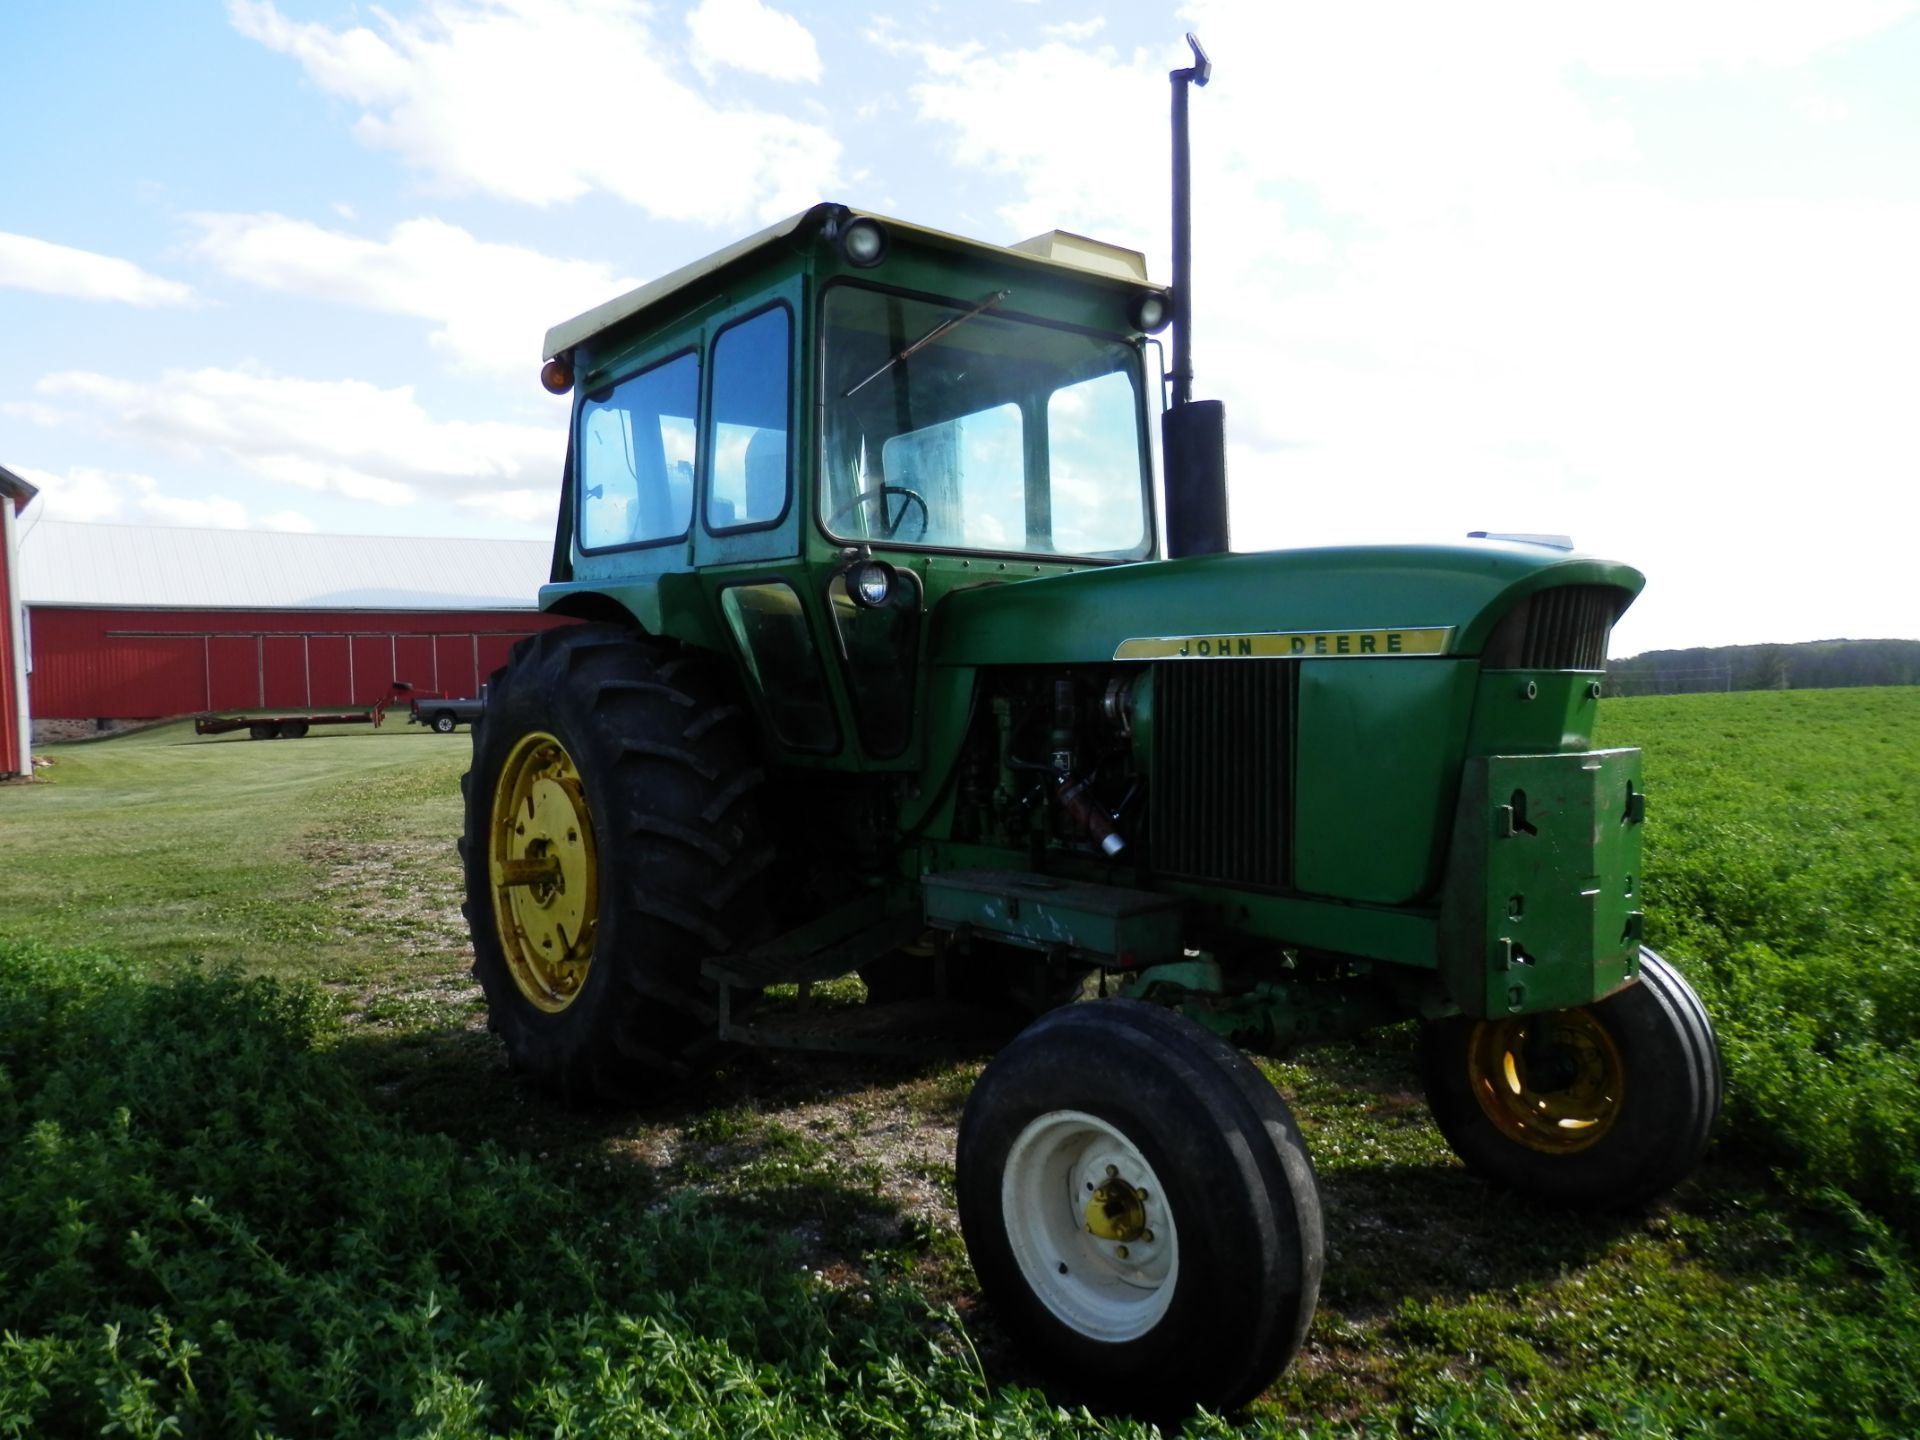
[1115,1246,1129,1260]
[1105,1164,1118,1178]
[1142,1230,1154,1242]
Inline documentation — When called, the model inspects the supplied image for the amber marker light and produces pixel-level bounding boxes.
[540,356,574,394]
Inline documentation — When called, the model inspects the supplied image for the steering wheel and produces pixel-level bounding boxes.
[827,485,929,543]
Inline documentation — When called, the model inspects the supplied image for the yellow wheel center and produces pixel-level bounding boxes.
[488,731,598,1013]
[1466,1010,1624,1154]
[1084,1171,1149,1242]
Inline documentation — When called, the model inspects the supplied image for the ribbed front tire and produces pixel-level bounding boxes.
[957,1000,1323,1414]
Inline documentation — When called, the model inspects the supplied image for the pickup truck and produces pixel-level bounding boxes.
[409,690,486,734]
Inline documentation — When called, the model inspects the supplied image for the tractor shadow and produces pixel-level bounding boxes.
[328,1013,980,1283]
[1308,1160,1648,1316]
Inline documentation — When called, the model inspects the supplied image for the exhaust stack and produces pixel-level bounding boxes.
[1162,33,1231,560]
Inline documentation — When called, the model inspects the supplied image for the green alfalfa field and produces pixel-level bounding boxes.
[0,686,1914,1438]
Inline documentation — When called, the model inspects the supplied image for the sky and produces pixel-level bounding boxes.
[4,1,1918,658]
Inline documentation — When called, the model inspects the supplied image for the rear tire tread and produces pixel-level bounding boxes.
[461,623,769,1103]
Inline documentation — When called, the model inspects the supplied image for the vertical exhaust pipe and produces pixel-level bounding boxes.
[1163,32,1231,559]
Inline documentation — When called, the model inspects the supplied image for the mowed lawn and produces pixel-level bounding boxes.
[0,721,475,985]
[0,692,1916,1438]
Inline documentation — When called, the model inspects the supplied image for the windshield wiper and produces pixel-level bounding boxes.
[842,289,1010,398]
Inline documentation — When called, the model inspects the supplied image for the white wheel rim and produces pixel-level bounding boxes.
[1000,1108,1178,1343]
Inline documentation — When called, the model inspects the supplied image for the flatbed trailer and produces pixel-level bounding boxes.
[193,698,393,740]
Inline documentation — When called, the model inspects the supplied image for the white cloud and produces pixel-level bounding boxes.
[131,483,253,530]
[15,465,129,523]
[231,0,840,225]
[458,487,558,524]
[687,0,822,82]
[1,400,67,429]
[191,212,641,374]
[0,232,194,307]
[876,3,1920,650]
[36,364,564,510]
[1042,18,1106,42]
[13,465,315,534]
[1552,0,1920,78]
[882,37,1168,249]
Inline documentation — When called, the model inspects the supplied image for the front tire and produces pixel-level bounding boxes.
[460,624,771,1103]
[957,1000,1323,1414]
[1419,947,1721,1208]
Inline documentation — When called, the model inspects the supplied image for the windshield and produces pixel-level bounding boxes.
[819,284,1152,559]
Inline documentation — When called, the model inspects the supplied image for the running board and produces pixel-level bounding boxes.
[921,869,1185,965]
[703,902,922,990]
[719,997,1021,1058]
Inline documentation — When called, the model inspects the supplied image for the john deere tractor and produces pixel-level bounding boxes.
[460,38,1720,1414]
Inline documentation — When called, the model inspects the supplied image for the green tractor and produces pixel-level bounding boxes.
[461,38,1720,1414]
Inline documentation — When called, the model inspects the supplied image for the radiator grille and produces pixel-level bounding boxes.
[1520,586,1616,670]
[1149,661,1290,887]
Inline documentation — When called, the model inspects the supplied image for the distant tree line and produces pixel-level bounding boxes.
[1606,638,1920,696]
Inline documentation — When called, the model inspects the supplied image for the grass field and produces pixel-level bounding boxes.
[1,690,1916,1437]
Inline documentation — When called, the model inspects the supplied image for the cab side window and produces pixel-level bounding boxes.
[579,351,698,551]
[707,307,790,531]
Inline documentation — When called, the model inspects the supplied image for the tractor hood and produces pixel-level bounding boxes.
[929,541,1644,667]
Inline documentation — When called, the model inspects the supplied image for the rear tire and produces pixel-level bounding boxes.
[460,623,770,1103]
[248,723,278,741]
[280,721,309,739]
[1419,947,1721,1209]
[433,712,457,734]
[957,1000,1323,1414]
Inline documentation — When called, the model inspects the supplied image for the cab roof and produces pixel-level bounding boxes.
[542,202,1163,361]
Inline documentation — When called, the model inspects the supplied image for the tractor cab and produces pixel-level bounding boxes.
[538,206,1167,767]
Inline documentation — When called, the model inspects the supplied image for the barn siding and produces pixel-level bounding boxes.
[0,499,24,775]
[26,607,573,720]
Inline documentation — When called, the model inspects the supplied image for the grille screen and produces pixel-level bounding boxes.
[1520,586,1616,669]
[1150,661,1290,887]
[1483,585,1621,670]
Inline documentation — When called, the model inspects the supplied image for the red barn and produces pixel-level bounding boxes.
[1,466,40,776]
[18,520,571,734]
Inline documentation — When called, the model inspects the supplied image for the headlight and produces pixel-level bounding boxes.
[847,558,897,608]
[1130,293,1170,334]
[841,218,889,268]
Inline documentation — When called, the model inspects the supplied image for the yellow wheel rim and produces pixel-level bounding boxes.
[488,731,598,1013]
[1466,1010,1624,1154]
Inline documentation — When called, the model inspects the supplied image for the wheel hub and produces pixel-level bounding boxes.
[1001,1110,1177,1342]
[1466,1010,1624,1154]
[1085,1170,1149,1242]
[489,731,598,1013]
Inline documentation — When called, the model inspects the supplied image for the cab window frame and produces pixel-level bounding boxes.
[573,343,702,557]
[814,276,1155,565]
[702,300,797,538]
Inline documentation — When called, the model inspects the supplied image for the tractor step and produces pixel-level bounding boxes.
[921,869,1186,965]
[720,997,1021,1058]
[703,905,923,989]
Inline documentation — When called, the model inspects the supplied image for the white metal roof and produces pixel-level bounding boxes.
[17,520,551,611]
